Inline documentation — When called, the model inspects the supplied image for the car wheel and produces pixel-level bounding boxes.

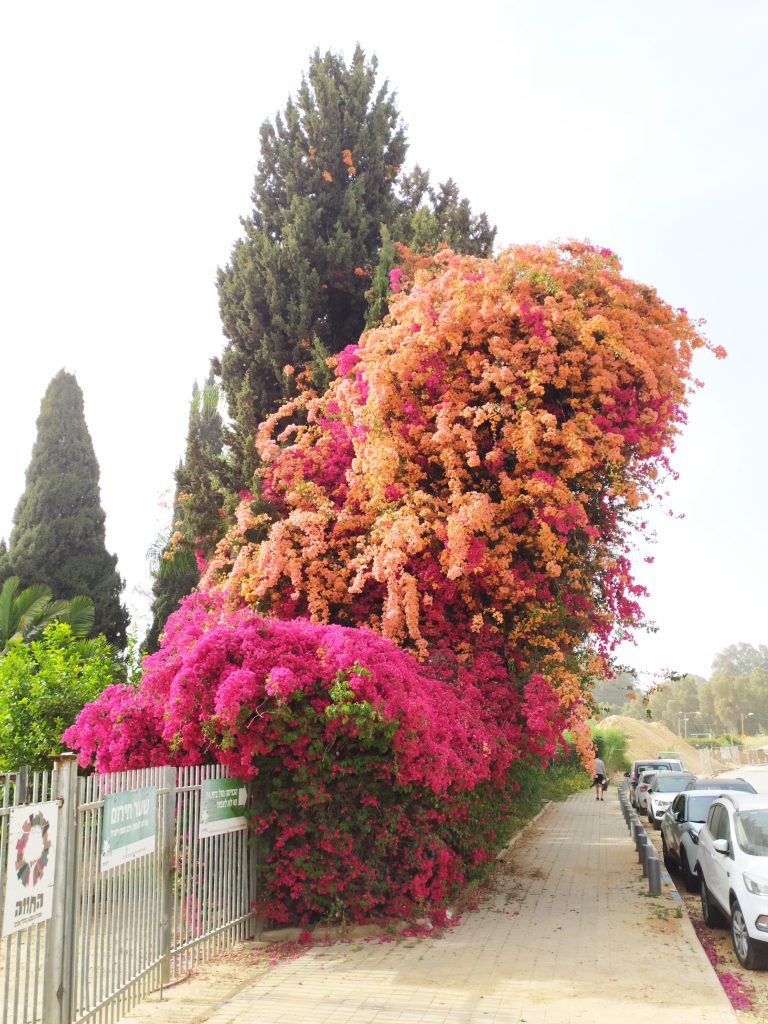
[681,851,699,893]
[700,875,726,928]
[731,899,768,970]
[653,815,661,831]
[662,837,674,872]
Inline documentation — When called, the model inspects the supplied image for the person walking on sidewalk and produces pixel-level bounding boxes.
[593,753,607,800]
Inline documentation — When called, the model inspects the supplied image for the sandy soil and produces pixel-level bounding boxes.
[601,714,723,775]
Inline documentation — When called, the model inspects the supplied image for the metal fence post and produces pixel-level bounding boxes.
[42,753,79,1024]
[17,765,29,804]
[247,781,264,938]
[159,765,177,988]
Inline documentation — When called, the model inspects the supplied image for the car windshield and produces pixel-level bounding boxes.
[655,776,692,793]
[688,796,716,823]
[639,764,670,773]
[734,811,768,857]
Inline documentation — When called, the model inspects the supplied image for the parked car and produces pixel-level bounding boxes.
[661,789,724,891]
[715,767,768,795]
[697,792,768,970]
[685,778,757,793]
[646,772,697,828]
[656,753,686,771]
[626,760,677,806]
[635,770,662,814]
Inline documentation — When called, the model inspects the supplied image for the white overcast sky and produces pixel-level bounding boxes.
[1,1,765,681]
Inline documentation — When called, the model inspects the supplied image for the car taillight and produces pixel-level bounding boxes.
[639,784,649,791]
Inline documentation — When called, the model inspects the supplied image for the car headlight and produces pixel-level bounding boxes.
[743,873,768,896]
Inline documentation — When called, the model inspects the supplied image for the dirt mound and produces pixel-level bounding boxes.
[600,715,712,775]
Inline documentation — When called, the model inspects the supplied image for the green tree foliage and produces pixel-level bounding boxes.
[0,371,129,647]
[646,674,706,734]
[699,664,768,735]
[0,576,94,652]
[590,726,631,774]
[711,642,768,677]
[391,167,495,257]
[215,45,496,490]
[145,380,226,651]
[639,644,768,737]
[591,670,641,716]
[0,622,116,770]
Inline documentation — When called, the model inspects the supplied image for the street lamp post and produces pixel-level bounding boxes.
[741,711,755,738]
[679,710,698,740]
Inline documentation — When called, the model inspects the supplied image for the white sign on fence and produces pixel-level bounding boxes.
[101,786,157,871]
[2,801,59,937]
[199,778,248,838]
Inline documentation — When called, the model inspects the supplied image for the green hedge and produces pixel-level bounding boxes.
[590,726,630,775]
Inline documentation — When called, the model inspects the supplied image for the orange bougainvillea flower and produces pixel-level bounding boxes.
[203,242,721,745]
[322,170,333,182]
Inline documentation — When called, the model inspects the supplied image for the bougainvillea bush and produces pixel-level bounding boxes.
[204,242,721,757]
[64,594,526,922]
[66,242,722,923]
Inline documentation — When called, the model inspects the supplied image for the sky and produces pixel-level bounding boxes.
[1,1,765,682]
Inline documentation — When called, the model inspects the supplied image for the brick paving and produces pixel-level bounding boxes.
[134,788,738,1023]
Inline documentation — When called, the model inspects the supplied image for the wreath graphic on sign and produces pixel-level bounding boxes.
[15,811,52,888]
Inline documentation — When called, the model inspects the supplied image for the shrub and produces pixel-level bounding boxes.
[590,726,630,775]
[0,622,116,770]
[67,241,720,924]
[65,596,531,923]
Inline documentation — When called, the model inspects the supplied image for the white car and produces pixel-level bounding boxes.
[646,772,696,829]
[634,769,663,814]
[627,759,676,807]
[697,792,768,970]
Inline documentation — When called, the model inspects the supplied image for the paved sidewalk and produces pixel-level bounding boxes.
[195,787,736,1024]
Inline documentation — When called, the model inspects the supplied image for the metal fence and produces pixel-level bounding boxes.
[1,768,56,1024]
[1,757,258,1024]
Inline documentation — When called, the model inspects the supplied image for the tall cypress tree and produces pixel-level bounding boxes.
[145,379,226,651]
[216,45,496,490]
[146,47,497,647]
[0,370,129,647]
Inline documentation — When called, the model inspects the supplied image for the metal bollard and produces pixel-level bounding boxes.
[647,854,661,894]
[640,838,650,876]
[633,821,643,851]
[638,835,651,869]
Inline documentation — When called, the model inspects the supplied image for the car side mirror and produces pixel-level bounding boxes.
[713,838,729,855]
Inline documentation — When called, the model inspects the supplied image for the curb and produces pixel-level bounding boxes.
[615,789,738,1020]
[495,800,552,862]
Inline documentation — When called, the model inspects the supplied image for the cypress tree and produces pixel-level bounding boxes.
[216,45,496,490]
[145,379,226,651]
[1,370,129,647]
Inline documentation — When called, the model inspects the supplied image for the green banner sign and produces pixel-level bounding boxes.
[101,786,157,872]
[199,778,248,838]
